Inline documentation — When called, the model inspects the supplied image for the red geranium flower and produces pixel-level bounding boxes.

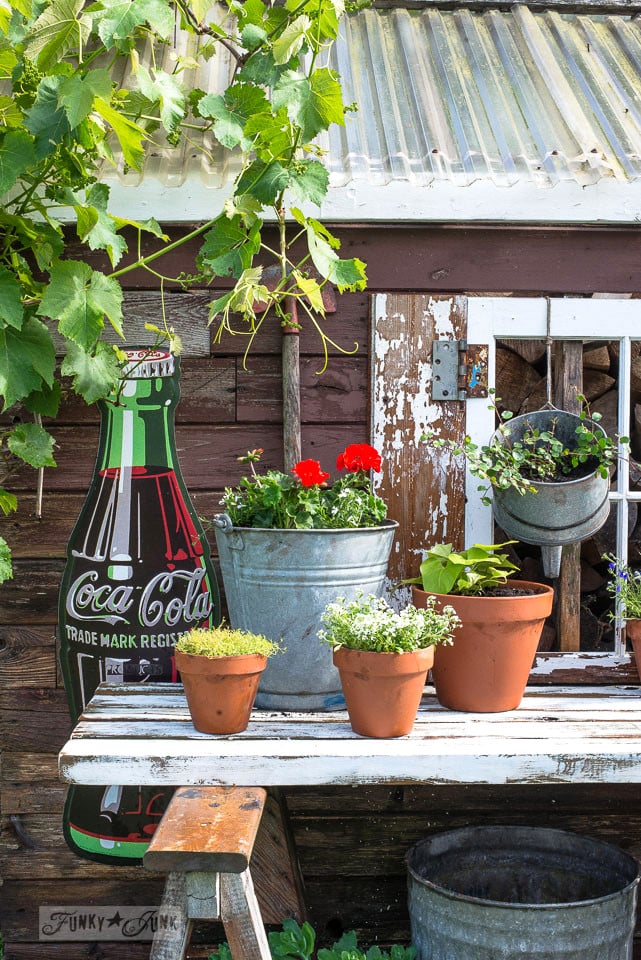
[336,443,382,473]
[292,459,330,487]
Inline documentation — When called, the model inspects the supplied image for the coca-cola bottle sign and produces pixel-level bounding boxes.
[58,347,220,863]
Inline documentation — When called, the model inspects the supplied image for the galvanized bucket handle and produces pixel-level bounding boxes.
[212,513,245,551]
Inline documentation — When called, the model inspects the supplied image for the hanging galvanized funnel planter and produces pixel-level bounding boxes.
[491,409,611,579]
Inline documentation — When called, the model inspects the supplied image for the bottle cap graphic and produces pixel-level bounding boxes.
[121,348,174,379]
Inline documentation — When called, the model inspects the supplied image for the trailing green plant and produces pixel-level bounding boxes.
[406,541,520,596]
[319,592,459,653]
[221,444,387,529]
[175,625,280,658]
[423,391,623,505]
[603,554,641,621]
[0,0,368,580]
[209,919,417,960]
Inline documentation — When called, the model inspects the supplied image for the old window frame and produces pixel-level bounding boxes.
[466,296,638,676]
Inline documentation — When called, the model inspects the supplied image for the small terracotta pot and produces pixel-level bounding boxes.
[333,646,434,738]
[412,581,554,713]
[175,649,267,734]
[626,620,641,678]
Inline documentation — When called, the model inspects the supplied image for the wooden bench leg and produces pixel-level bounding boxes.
[149,872,192,960]
[221,869,272,960]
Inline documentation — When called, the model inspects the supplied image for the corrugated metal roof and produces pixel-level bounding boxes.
[324,6,641,188]
[102,6,641,223]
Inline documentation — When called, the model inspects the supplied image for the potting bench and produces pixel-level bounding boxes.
[58,681,641,959]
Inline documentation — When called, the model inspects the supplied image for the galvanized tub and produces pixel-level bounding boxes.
[491,410,610,578]
[213,515,397,711]
[407,826,640,960]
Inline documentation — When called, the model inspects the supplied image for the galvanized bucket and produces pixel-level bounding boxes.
[213,515,397,711]
[407,826,640,960]
[491,409,610,578]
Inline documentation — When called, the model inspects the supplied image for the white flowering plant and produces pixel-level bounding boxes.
[319,593,460,654]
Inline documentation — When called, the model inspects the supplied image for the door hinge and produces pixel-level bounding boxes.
[431,340,488,401]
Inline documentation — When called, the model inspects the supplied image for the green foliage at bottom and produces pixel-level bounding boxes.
[209,920,417,960]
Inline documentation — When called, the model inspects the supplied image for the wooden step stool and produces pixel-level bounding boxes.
[144,786,286,960]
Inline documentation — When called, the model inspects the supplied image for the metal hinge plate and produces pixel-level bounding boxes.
[431,340,488,401]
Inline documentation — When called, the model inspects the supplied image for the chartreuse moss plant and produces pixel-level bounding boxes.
[209,919,417,960]
[175,626,280,659]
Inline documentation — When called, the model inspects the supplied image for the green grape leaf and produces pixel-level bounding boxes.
[61,340,121,404]
[0,536,12,584]
[273,66,344,140]
[111,214,167,239]
[236,159,289,204]
[198,215,261,278]
[240,23,267,50]
[24,0,91,71]
[0,48,19,82]
[292,271,325,315]
[287,159,329,205]
[38,261,123,348]
[93,97,147,170]
[272,14,309,65]
[136,66,186,133]
[306,220,367,291]
[0,128,36,195]
[24,76,70,159]
[0,94,23,128]
[58,69,112,128]
[199,84,267,150]
[0,489,17,515]
[7,421,56,468]
[93,0,174,47]
[0,317,55,410]
[75,188,128,267]
[0,266,24,329]
[22,380,62,417]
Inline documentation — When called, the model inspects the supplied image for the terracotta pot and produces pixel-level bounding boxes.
[175,648,267,734]
[625,620,641,678]
[333,646,434,738]
[412,581,554,713]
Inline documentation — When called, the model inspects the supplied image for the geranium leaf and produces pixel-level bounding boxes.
[0,317,55,410]
[7,421,57,467]
[61,340,121,404]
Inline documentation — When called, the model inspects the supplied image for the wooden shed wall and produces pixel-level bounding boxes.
[3,224,641,959]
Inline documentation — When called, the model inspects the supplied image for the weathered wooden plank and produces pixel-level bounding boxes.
[4,943,155,958]
[237,356,368,424]
[1,687,72,752]
[0,626,56,687]
[6,424,362,492]
[372,295,467,588]
[0,562,63,625]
